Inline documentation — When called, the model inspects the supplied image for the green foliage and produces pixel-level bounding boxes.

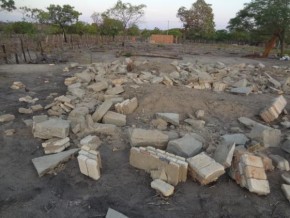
[5,21,36,34]
[177,0,215,39]
[168,29,183,38]
[0,0,15,12]
[99,15,123,37]
[68,21,97,35]
[127,24,140,36]
[106,0,146,30]
[228,0,290,55]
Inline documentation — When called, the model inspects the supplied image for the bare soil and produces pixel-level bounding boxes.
[1,44,290,218]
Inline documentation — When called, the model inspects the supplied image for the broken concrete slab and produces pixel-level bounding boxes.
[106,86,124,95]
[80,135,102,150]
[156,113,179,126]
[281,184,290,202]
[129,128,169,148]
[166,134,203,158]
[187,152,225,185]
[248,124,281,147]
[260,95,287,122]
[238,117,259,128]
[184,119,205,129]
[42,137,70,154]
[78,149,101,180]
[233,79,248,88]
[33,119,70,139]
[115,97,138,115]
[230,87,252,95]
[87,81,108,92]
[32,148,79,177]
[282,172,290,184]
[92,100,113,122]
[106,208,128,218]
[0,114,15,123]
[18,107,33,114]
[222,134,249,145]
[103,111,126,127]
[151,179,174,197]
[269,154,290,171]
[214,142,235,168]
[281,140,290,154]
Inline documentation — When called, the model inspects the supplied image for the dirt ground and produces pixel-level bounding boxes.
[1,44,290,218]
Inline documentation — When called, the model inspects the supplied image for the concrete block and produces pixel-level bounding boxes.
[187,152,225,185]
[106,86,124,95]
[115,97,138,114]
[230,87,252,95]
[156,113,179,126]
[214,142,235,168]
[151,179,174,197]
[247,178,270,195]
[222,134,249,145]
[282,173,290,184]
[33,119,70,139]
[86,158,101,180]
[75,70,92,83]
[18,107,33,114]
[106,208,128,218]
[80,135,102,150]
[260,95,287,122]
[184,119,205,129]
[129,128,169,148]
[241,154,264,168]
[42,137,70,154]
[213,82,227,92]
[244,166,267,180]
[92,100,113,122]
[77,155,89,176]
[281,184,290,202]
[166,134,202,158]
[0,114,15,122]
[103,111,126,127]
[269,154,290,171]
[87,81,109,92]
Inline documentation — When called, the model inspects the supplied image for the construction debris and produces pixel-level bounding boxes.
[151,179,175,197]
[260,95,287,122]
[0,114,15,123]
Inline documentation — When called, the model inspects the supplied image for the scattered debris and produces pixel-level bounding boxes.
[260,95,287,122]
[269,155,290,171]
[151,179,175,197]
[10,81,25,89]
[106,208,128,218]
[0,114,15,123]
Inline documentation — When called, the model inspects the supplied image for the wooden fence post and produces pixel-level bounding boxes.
[2,44,8,64]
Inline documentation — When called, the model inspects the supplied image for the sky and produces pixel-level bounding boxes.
[0,0,251,30]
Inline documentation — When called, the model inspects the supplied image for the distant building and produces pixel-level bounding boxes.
[150,34,174,44]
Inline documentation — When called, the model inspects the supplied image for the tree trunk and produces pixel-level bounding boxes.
[60,25,67,43]
[262,34,278,58]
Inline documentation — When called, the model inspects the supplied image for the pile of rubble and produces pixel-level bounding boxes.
[3,59,290,202]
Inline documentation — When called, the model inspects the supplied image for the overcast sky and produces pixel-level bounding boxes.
[0,0,250,30]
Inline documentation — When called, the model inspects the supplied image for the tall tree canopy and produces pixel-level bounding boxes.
[177,0,215,39]
[46,4,81,42]
[106,0,146,31]
[228,0,290,57]
[0,0,15,11]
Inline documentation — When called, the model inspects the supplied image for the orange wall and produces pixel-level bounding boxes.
[150,34,174,44]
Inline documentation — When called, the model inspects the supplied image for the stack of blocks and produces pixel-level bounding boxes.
[77,146,102,181]
[260,95,287,122]
[229,149,270,195]
[129,146,188,186]
[187,152,225,185]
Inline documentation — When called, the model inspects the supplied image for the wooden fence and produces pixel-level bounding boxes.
[0,34,131,64]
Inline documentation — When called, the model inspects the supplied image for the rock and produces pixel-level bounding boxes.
[75,70,92,83]
[269,154,290,171]
[4,129,15,136]
[32,149,79,177]
[64,77,78,86]
[282,173,290,184]
[281,140,290,154]
[230,87,253,95]
[248,124,281,147]
[166,134,203,158]
[42,137,70,154]
[151,76,163,84]
[31,104,43,112]
[187,152,225,185]
[260,95,287,123]
[78,149,102,180]
[106,86,124,95]
[151,179,174,197]
[151,118,168,130]
[184,119,205,129]
[281,184,290,202]
[156,113,179,126]
[195,110,205,119]
[163,131,179,140]
[69,87,85,98]
[129,128,169,148]
[212,82,227,92]
[103,111,126,127]
[221,134,249,145]
[115,97,138,115]
[214,142,235,168]
[33,119,70,139]
[11,81,25,89]
[238,117,258,128]
[233,79,248,88]
[0,114,15,123]
[18,107,33,114]
[106,208,128,218]
[87,81,108,92]
[92,100,113,122]
[198,72,213,83]
[19,96,38,104]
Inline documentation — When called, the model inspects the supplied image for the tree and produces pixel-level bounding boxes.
[99,15,123,39]
[228,0,290,57]
[46,4,81,42]
[5,21,36,34]
[106,0,146,43]
[0,0,15,11]
[177,0,215,39]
